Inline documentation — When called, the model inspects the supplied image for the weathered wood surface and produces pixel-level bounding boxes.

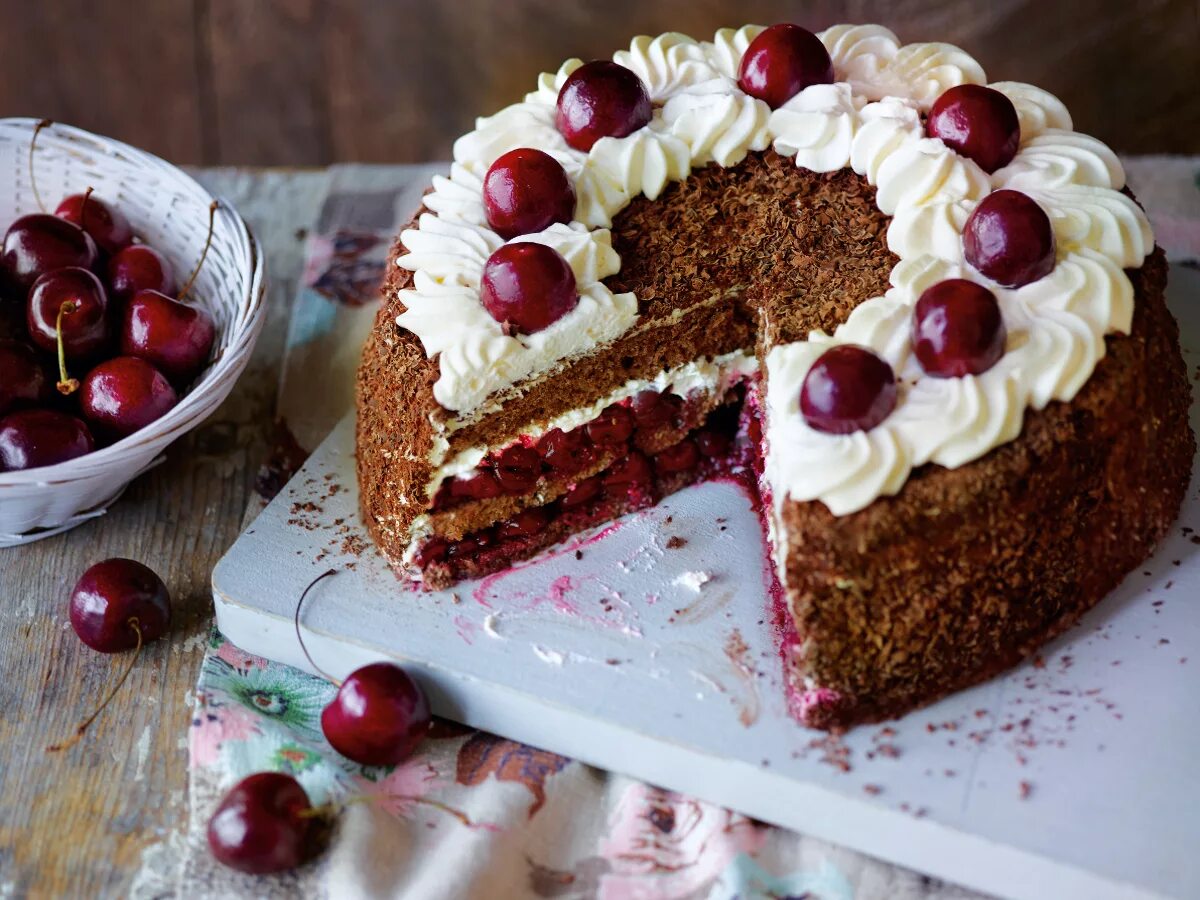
[0,0,1193,165]
[0,170,331,899]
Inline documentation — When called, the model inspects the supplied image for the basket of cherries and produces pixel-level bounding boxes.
[0,119,265,545]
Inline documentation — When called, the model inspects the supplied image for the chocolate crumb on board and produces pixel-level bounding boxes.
[1019,780,1033,800]
[665,536,688,550]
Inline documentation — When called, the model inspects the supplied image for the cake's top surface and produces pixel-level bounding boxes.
[387,23,1154,516]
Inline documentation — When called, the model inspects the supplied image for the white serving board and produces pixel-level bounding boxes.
[214,268,1200,900]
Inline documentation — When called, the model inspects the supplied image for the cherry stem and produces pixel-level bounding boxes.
[293,569,341,686]
[302,794,479,829]
[55,301,79,396]
[177,200,219,303]
[79,186,94,234]
[29,119,51,214]
[47,618,143,752]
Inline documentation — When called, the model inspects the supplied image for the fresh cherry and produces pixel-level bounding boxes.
[913,279,1007,377]
[1,214,98,294]
[654,438,700,475]
[0,409,94,470]
[963,190,1056,287]
[69,558,171,653]
[321,662,432,767]
[603,450,653,493]
[107,244,177,305]
[537,428,595,475]
[121,289,216,384]
[560,475,602,509]
[80,356,178,441]
[480,243,577,334]
[585,404,634,446]
[207,772,320,874]
[926,85,1021,174]
[493,444,541,493]
[556,60,652,152]
[26,267,110,374]
[55,192,133,255]
[800,345,897,434]
[484,149,576,240]
[738,23,834,109]
[46,557,171,752]
[0,339,50,415]
[498,506,552,539]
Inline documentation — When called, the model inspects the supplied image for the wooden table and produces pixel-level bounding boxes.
[0,169,333,898]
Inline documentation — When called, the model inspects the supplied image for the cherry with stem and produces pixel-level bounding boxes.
[55,300,80,395]
[28,119,51,214]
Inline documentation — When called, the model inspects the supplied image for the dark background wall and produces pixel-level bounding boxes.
[2,0,1196,167]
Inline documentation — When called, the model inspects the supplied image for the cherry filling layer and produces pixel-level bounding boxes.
[414,386,748,579]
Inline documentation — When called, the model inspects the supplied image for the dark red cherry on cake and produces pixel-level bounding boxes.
[800,344,897,435]
[560,474,602,509]
[538,428,596,474]
[654,438,700,474]
[631,390,682,430]
[121,289,216,384]
[481,242,578,334]
[694,428,731,458]
[737,24,834,109]
[585,404,634,446]
[448,469,502,503]
[1,214,98,294]
[69,558,171,653]
[556,60,652,152]
[107,244,177,305]
[208,772,320,874]
[913,279,1007,377]
[0,339,50,415]
[0,409,94,471]
[26,267,110,358]
[55,193,133,255]
[603,450,653,492]
[963,190,1055,287]
[484,148,576,240]
[322,662,431,767]
[80,356,178,441]
[926,85,1020,174]
[493,443,541,492]
[498,506,552,540]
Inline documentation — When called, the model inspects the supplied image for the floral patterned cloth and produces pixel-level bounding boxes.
[172,160,1200,899]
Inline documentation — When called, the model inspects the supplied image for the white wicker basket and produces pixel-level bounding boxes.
[0,118,265,546]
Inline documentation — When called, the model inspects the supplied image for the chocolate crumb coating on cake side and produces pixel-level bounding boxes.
[357,147,1194,730]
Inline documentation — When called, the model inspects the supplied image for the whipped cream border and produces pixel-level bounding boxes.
[393,22,1154,521]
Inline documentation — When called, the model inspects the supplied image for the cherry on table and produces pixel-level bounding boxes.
[800,344,897,434]
[913,279,1007,377]
[0,408,94,471]
[926,85,1021,174]
[480,242,578,334]
[0,339,50,415]
[207,772,321,874]
[321,662,432,767]
[556,60,653,151]
[1,214,98,294]
[484,148,576,239]
[107,244,177,305]
[80,356,178,441]
[55,191,134,256]
[26,266,110,362]
[737,23,834,109]
[69,558,171,653]
[963,190,1056,287]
